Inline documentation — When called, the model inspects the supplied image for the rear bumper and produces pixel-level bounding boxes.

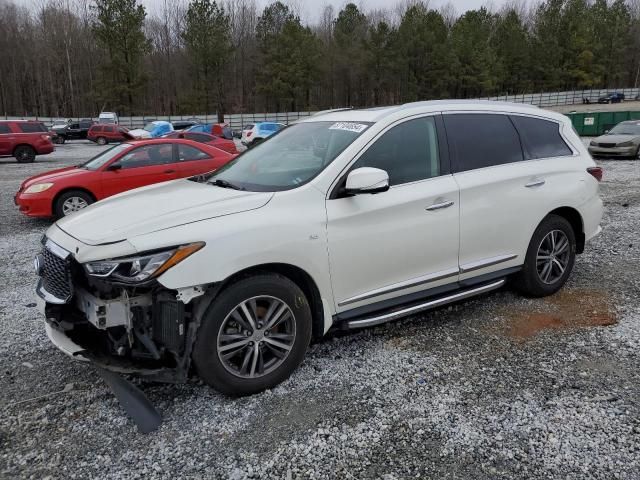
[14,192,53,217]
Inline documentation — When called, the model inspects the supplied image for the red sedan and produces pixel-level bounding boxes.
[15,139,237,218]
[163,131,238,154]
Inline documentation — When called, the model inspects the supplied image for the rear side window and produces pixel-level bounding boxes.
[510,115,573,159]
[17,122,47,133]
[444,114,523,172]
[185,133,213,144]
[353,116,440,186]
[104,126,114,133]
[0,124,10,134]
[178,144,210,161]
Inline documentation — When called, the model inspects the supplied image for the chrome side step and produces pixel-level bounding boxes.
[344,279,505,329]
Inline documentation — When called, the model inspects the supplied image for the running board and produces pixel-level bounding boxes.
[344,279,505,329]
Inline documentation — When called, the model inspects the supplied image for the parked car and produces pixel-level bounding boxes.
[33,101,603,398]
[128,121,173,139]
[163,131,238,154]
[171,120,198,131]
[187,123,234,140]
[588,120,640,158]
[15,139,236,218]
[50,118,71,129]
[598,92,625,104]
[98,112,118,124]
[240,121,283,147]
[52,118,95,144]
[0,120,54,163]
[87,124,130,145]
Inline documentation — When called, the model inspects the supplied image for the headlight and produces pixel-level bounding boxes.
[84,242,204,283]
[24,183,54,194]
[617,141,633,147]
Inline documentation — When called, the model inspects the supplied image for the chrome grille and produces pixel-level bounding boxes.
[40,240,72,302]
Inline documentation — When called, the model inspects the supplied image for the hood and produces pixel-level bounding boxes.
[593,134,640,144]
[21,166,91,189]
[128,129,151,139]
[56,179,274,245]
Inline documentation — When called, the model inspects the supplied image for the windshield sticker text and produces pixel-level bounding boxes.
[329,122,368,133]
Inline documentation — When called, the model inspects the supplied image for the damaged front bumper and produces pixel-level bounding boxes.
[35,238,209,384]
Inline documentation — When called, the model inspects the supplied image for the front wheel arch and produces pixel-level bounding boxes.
[208,263,326,340]
[51,188,97,218]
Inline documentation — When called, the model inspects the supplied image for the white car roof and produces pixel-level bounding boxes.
[302,100,567,124]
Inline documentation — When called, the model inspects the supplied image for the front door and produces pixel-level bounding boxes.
[100,142,178,198]
[326,115,460,312]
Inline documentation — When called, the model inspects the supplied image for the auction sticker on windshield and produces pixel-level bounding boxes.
[329,122,369,133]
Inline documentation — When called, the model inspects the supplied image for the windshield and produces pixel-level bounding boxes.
[80,144,129,170]
[609,123,640,135]
[207,121,371,191]
[143,122,157,132]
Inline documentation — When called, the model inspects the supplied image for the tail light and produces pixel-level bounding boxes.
[587,167,603,181]
[247,131,253,138]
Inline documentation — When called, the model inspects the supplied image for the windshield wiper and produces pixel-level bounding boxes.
[211,179,244,190]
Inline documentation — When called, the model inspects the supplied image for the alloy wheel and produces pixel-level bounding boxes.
[62,196,89,216]
[217,295,296,379]
[536,229,570,284]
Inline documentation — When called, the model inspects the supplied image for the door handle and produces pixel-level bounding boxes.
[426,200,454,211]
[163,169,176,174]
[525,179,545,188]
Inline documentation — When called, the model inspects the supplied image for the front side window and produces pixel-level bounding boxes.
[117,144,174,169]
[81,144,129,170]
[0,124,10,134]
[208,121,371,191]
[444,114,523,172]
[178,144,209,161]
[510,115,572,159]
[353,117,440,186]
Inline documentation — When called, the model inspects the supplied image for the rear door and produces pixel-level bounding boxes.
[100,143,179,197]
[444,112,567,281]
[0,123,12,155]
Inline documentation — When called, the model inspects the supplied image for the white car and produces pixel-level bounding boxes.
[35,101,603,396]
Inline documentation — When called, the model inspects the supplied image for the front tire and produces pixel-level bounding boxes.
[96,136,108,145]
[14,146,36,163]
[193,274,312,396]
[54,190,94,219]
[514,214,576,297]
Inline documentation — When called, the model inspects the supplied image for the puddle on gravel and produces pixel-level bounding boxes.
[503,289,617,340]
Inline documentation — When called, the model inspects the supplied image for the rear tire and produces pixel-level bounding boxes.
[96,137,108,145]
[193,274,312,396]
[54,190,94,219]
[513,214,576,297]
[56,136,66,145]
[14,146,36,163]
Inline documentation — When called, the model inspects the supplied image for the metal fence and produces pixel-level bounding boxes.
[5,87,640,127]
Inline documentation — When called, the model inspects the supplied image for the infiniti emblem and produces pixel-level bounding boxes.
[34,254,44,276]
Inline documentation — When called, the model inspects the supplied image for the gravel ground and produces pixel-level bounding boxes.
[1,141,639,479]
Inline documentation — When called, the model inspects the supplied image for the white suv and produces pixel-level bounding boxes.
[35,101,603,395]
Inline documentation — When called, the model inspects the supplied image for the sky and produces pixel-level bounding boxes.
[13,0,513,23]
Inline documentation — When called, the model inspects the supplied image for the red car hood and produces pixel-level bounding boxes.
[21,166,93,190]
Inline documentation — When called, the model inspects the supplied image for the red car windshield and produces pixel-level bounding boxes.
[80,144,129,170]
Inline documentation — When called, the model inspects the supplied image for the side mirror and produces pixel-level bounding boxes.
[107,163,122,171]
[344,167,389,195]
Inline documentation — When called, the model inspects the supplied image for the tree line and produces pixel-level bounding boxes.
[1,0,639,118]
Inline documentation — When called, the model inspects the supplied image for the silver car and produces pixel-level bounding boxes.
[588,121,640,158]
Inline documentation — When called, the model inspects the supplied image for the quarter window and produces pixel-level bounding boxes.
[444,114,523,172]
[178,144,210,161]
[510,115,573,159]
[353,117,440,186]
[17,122,47,133]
